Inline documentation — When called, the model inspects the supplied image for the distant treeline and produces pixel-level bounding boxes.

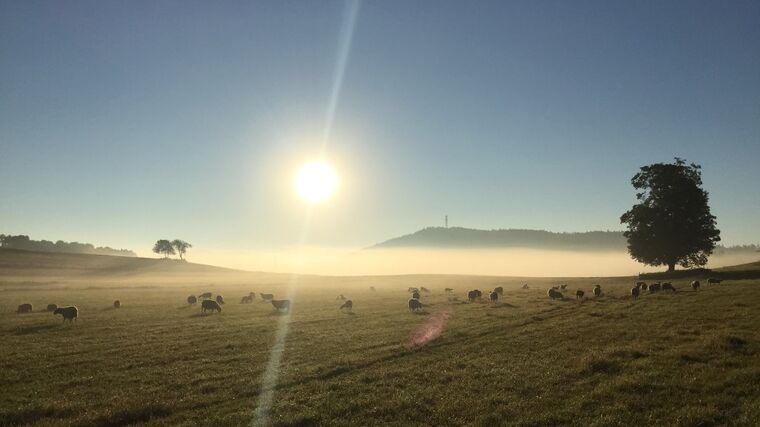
[371,227,760,253]
[0,234,136,257]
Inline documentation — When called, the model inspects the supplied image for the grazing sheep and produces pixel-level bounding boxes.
[215,295,225,305]
[412,291,421,300]
[575,290,584,300]
[198,292,213,299]
[420,287,430,293]
[17,303,33,314]
[521,284,529,289]
[113,300,121,309]
[636,281,646,288]
[662,282,676,292]
[187,295,197,305]
[631,287,640,300]
[46,304,58,312]
[560,284,568,291]
[640,283,649,291]
[691,280,700,291]
[340,300,353,311]
[649,282,661,293]
[408,298,423,311]
[336,294,346,300]
[240,295,253,304]
[494,286,504,295]
[201,299,222,313]
[54,306,78,322]
[489,291,499,302]
[271,299,290,312]
[260,293,274,301]
[467,289,482,302]
[444,287,454,293]
[547,288,563,300]
[593,285,602,297]
[707,278,722,285]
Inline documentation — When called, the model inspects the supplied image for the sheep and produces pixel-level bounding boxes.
[271,299,290,312]
[336,294,346,300]
[408,298,423,311]
[340,300,353,311]
[240,295,253,304]
[420,287,430,293]
[649,282,661,293]
[576,290,584,300]
[631,287,640,300]
[691,280,700,291]
[46,304,58,312]
[113,300,121,309]
[53,306,78,322]
[662,282,676,292]
[494,286,504,295]
[593,285,602,297]
[636,281,646,288]
[489,291,499,302]
[559,284,568,291]
[412,290,421,300]
[201,299,222,313]
[187,295,197,305]
[198,292,213,299]
[467,289,482,302]
[444,287,454,293]
[640,283,649,291]
[547,288,563,300]
[17,303,33,314]
[521,283,529,289]
[260,293,274,301]
[215,295,225,305]
[707,278,722,285]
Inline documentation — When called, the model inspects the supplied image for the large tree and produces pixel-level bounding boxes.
[620,158,720,272]
[171,239,192,260]
[152,239,176,258]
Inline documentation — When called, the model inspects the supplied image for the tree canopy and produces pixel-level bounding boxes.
[620,158,720,272]
[152,240,176,258]
[171,239,192,260]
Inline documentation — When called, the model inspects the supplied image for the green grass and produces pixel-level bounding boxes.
[1,264,759,426]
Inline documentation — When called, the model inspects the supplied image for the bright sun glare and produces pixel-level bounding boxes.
[294,161,338,204]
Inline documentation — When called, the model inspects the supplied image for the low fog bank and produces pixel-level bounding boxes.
[188,248,760,277]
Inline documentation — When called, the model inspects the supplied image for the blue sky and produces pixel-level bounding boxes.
[1,0,759,255]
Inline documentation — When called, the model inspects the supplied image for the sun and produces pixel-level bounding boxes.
[294,161,338,204]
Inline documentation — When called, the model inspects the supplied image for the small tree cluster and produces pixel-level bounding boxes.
[153,239,192,260]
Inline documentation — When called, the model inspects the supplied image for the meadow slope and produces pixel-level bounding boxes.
[0,253,758,426]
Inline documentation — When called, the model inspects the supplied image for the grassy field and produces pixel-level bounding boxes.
[1,251,759,426]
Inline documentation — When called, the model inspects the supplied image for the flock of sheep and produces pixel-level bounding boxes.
[14,277,726,322]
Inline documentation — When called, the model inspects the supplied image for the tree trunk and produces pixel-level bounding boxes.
[667,262,675,272]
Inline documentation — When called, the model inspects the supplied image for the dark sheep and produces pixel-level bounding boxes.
[113,300,121,309]
[662,282,676,292]
[489,291,499,302]
[640,283,649,291]
[260,293,274,301]
[691,281,700,291]
[560,284,568,291]
[494,286,504,295]
[215,295,225,305]
[198,292,213,299]
[187,295,198,305]
[547,288,563,300]
[636,281,646,288]
[575,290,584,300]
[707,278,722,285]
[650,282,661,293]
[54,306,78,322]
[46,304,58,312]
[271,299,290,312]
[340,300,353,311]
[412,290,421,300]
[17,303,33,314]
[631,287,640,300]
[408,298,423,311]
[467,289,482,302]
[593,286,602,297]
[201,299,222,313]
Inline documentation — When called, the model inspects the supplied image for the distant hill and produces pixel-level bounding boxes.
[371,227,628,251]
[0,234,136,257]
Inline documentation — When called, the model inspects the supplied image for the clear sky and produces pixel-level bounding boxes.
[1,0,759,256]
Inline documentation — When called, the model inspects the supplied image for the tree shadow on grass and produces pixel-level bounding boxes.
[189,312,217,318]
[14,323,60,335]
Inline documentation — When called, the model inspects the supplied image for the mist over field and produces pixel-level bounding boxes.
[183,247,760,277]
